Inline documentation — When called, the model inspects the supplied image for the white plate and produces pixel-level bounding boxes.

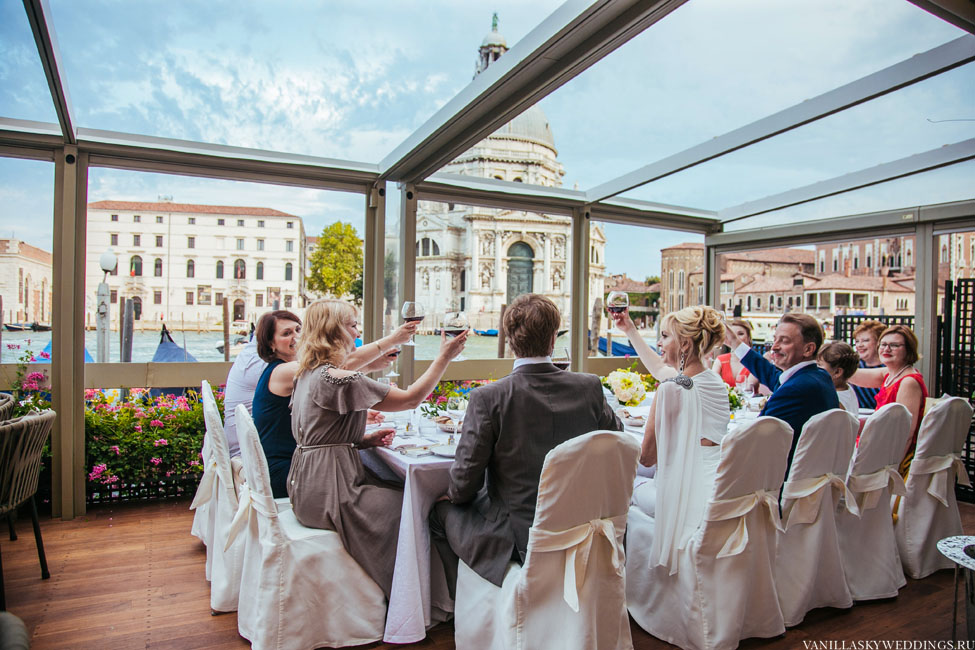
[438,422,462,433]
[623,416,645,427]
[430,444,456,458]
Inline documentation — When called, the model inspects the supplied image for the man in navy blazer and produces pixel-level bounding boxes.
[728,312,838,476]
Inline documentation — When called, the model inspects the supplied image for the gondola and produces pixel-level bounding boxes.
[4,323,30,332]
[31,322,52,332]
[149,325,199,398]
[473,328,499,336]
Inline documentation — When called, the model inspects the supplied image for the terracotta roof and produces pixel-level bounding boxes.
[605,274,655,293]
[0,239,52,264]
[804,274,912,292]
[661,242,705,252]
[306,236,319,246]
[737,276,798,293]
[647,282,661,293]
[88,200,298,218]
[725,247,815,265]
[720,273,737,282]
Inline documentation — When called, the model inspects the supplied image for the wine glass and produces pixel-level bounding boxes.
[606,291,629,315]
[445,396,468,444]
[384,347,401,384]
[401,301,426,346]
[442,311,469,361]
[552,346,571,371]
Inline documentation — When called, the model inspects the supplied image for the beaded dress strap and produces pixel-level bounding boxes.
[320,363,362,385]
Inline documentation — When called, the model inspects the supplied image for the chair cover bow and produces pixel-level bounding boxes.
[782,472,859,527]
[907,452,972,507]
[847,464,907,511]
[529,514,626,612]
[705,489,783,558]
[224,482,279,551]
[189,457,219,510]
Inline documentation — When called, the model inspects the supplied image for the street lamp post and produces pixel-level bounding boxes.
[96,249,117,363]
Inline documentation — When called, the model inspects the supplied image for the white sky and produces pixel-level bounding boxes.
[0,0,971,280]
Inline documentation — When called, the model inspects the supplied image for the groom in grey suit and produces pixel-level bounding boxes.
[429,293,623,591]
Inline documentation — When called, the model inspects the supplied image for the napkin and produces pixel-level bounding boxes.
[391,436,439,449]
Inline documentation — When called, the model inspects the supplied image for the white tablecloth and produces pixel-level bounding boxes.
[362,421,456,644]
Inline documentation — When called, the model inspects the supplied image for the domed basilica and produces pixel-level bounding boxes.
[413,17,607,330]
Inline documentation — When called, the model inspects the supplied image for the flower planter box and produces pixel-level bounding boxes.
[87,473,202,505]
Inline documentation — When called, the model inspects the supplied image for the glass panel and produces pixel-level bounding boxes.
[84,166,363,360]
[47,2,561,160]
[413,199,572,360]
[0,3,59,123]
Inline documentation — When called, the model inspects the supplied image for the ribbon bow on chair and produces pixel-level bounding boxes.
[705,489,783,558]
[224,482,280,551]
[906,452,972,507]
[848,464,906,511]
[529,514,627,612]
[190,456,219,511]
[782,472,859,528]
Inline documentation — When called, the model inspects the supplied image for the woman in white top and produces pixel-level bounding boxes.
[622,306,730,574]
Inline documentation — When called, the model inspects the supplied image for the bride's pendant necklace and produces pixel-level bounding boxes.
[668,352,694,390]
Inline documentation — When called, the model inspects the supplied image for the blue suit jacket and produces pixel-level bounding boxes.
[739,350,839,475]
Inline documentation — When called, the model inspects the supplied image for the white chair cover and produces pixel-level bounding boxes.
[836,403,911,600]
[775,409,858,627]
[454,430,640,650]
[626,416,792,650]
[894,396,974,579]
[190,395,214,549]
[232,405,386,650]
[187,381,244,612]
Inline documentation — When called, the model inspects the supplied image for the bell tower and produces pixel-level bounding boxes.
[475,13,508,76]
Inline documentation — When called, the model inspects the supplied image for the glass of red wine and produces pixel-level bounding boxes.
[606,291,629,315]
[552,346,571,371]
[442,311,469,361]
[401,301,425,346]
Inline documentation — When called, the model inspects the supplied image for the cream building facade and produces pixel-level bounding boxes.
[413,22,606,330]
[0,239,53,325]
[85,200,305,329]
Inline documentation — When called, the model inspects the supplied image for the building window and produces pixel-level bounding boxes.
[286,221,293,229]
[153,290,162,305]
[757,297,762,309]
[154,258,162,277]
[256,261,264,280]
[819,261,825,273]
[286,240,294,253]
[285,262,293,281]
[873,296,880,308]
[110,233,118,246]
[777,296,782,309]
[896,298,908,311]
[156,216,164,224]
[258,220,265,228]
[237,238,245,250]
[866,255,871,267]
[256,294,264,307]
[215,291,223,305]
[216,260,224,279]
[460,270,466,292]
[237,219,245,227]
[217,218,225,226]
[678,270,684,291]
[130,255,143,276]
[110,289,118,302]
[186,291,194,305]
[942,244,949,263]
[669,270,674,290]
[188,236,195,249]
[234,259,246,279]
[832,258,838,272]
[133,234,141,246]
[284,295,293,308]
[678,295,684,310]
[111,214,118,222]
[188,217,196,225]
[155,235,163,247]
[186,259,195,278]
[257,239,265,251]
[133,215,141,223]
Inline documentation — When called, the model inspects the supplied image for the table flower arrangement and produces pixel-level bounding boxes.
[728,384,745,411]
[601,361,657,407]
[419,379,492,419]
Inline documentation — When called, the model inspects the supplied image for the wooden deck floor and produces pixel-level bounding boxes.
[2,497,967,649]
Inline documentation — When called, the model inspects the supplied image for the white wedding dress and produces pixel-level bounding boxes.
[631,368,730,573]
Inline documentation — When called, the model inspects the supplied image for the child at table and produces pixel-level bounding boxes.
[817,341,860,414]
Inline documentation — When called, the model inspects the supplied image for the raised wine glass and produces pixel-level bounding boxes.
[384,347,401,384]
[442,311,469,362]
[552,346,571,371]
[401,301,426,346]
[606,291,629,315]
[445,395,468,444]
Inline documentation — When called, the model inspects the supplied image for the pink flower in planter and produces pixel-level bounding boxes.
[134,425,142,432]
[26,371,45,381]
[165,414,177,421]
[88,464,107,481]
[38,351,51,359]
[134,410,146,418]
[109,445,120,455]
[150,419,164,428]
[150,457,162,465]
[103,475,119,485]
[5,343,18,350]
[189,460,200,467]
[165,470,175,477]
[153,438,168,447]
[21,380,39,391]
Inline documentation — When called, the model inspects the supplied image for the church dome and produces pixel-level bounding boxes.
[491,105,557,151]
[482,30,507,48]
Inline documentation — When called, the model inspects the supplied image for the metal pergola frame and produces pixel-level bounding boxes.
[2,0,973,517]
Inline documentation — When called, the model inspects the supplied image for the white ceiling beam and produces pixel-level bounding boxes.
[906,0,975,34]
[379,0,688,184]
[585,34,975,203]
[22,0,76,143]
[719,138,975,223]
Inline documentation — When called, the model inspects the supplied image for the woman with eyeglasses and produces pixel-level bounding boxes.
[251,309,419,499]
[849,324,928,477]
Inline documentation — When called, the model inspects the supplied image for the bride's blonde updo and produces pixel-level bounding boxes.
[297,299,357,376]
[660,306,726,362]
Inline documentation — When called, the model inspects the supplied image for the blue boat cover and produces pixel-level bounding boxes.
[33,340,95,363]
[150,328,198,398]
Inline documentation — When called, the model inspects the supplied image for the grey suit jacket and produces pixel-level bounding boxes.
[444,363,623,585]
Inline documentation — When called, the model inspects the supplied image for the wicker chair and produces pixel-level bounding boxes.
[0,410,56,611]
[0,393,15,423]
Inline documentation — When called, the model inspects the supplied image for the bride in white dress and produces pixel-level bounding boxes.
[611,305,729,573]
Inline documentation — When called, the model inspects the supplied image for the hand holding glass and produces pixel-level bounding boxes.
[443,312,469,361]
[606,291,629,314]
[401,302,426,346]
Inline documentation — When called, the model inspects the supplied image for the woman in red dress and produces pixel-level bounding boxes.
[711,319,758,393]
[850,324,927,477]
